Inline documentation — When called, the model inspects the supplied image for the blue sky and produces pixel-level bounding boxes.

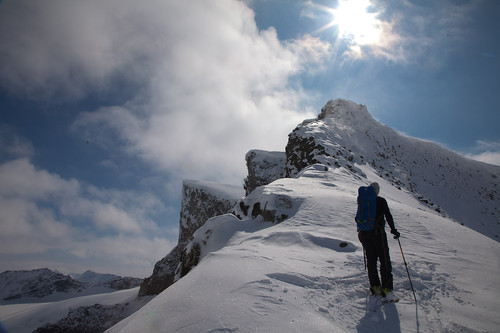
[0,0,498,277]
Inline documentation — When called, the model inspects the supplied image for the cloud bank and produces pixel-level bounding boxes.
[0,0,330,275]
[1,0,328,184]
[466,140,500,167]
[0,156,174,276]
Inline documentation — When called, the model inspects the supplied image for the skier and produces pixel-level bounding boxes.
[358,182,400,302]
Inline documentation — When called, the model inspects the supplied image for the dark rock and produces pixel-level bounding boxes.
[244,150,286,195]
[139,181,243,296]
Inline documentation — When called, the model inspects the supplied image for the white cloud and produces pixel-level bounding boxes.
[466,140,500,167]
[0,158,173,275]
[468,151,500,167]
[57,0,319,185]
[0,158,80,201]
[0,0,328,274]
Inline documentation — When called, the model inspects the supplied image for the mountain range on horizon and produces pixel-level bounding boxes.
[0,268,143,304]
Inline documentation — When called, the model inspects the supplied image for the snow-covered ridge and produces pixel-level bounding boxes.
[0,268,86,303]
[0,287,144,333]
[0,269,142,304]
[0,269,145,333]
[108,98,499,332]
[286,98,500,239]
[73,270,120,285]
[109,164,500,332]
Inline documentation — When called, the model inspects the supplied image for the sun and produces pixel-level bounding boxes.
[319,0,382,46]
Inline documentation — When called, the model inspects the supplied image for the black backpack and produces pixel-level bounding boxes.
[355,186,377,231]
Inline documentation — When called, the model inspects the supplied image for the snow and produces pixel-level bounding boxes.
[0,287,140,333]
[108,164,500,332]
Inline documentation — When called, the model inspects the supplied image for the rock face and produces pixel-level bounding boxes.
[139,180,244,296]
[285,98,500,238]
[244,150,286,195]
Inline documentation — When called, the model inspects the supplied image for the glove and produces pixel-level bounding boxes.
[391,229,400,239]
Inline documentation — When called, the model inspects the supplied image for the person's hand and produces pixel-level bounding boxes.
[391,229,400,239]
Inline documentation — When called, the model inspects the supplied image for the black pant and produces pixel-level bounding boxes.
[358,229,393,290]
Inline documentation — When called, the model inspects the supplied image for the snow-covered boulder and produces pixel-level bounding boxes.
[286,98,500,239]
[244,149,286,195]
[139,180,244,296]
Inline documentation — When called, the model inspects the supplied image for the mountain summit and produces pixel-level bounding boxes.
[286,98,499,239]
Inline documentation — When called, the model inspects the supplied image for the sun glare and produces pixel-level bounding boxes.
[322,0,381,46]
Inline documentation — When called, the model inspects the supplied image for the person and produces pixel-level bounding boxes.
[358,182,400,300]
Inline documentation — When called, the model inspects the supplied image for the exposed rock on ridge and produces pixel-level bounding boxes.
[139,180,243,296]
[244,150,286,195]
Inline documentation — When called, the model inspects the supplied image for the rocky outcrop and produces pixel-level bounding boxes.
[233,185,297,223]
[138,244,183,296]
[139,180,244,296]
[244,150,286,195]
[105,277,143,290]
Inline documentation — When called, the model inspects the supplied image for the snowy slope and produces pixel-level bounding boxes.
[286,99,500,240]
[0,287,142,333]
[108,165,500,332]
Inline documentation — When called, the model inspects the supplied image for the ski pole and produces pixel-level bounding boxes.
[363,247,366,270]
[398,238,417,303]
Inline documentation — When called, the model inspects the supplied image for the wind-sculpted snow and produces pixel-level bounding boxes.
[109,165,500,332]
